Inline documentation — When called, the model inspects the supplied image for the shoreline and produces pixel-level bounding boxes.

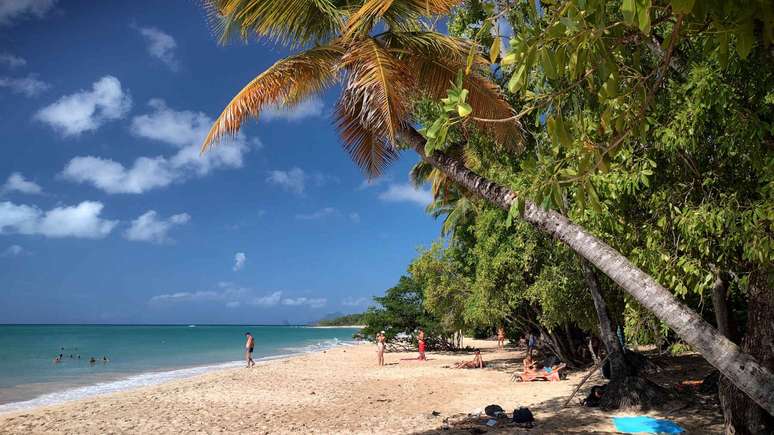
[0,340,361,416]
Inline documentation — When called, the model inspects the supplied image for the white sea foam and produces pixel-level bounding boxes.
[281,338,359,354]
[0,340,358,415]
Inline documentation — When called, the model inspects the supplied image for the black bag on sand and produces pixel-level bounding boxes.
[582,385,607,407]
[512,407,534,426]
[484,404,504,417]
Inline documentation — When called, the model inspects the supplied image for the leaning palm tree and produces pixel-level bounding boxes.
[200,0,774,413]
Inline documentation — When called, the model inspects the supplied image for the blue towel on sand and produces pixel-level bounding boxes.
[612,416,684,434]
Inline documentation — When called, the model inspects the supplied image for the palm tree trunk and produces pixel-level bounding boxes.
[399,127,774,415]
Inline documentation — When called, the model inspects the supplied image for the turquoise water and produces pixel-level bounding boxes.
[0,325,360,411]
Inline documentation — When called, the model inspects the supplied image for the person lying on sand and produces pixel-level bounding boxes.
[512,357,566,382]
[454,349,485,369]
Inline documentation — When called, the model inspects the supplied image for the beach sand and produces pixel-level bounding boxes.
[0,339,723,434]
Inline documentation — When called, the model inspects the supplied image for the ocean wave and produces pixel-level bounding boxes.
[0,361,243,414]
[0,338,360,414]
[281,338,359,354]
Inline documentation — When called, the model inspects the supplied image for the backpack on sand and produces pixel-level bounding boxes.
[512,407,534,426]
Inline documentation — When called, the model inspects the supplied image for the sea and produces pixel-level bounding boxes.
[0,324,361,413]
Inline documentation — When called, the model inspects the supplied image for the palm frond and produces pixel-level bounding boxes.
[202,44,343,152]
[344,0,461,39]
[409,161,434,188]
[205,0,344,47]
[387,31,523,148]
[339,37,414,145]
[336,102,399,177]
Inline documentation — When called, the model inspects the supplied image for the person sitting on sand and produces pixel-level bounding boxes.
[454,349,485,369]
[245,332,255,368]
[376,331,386,366]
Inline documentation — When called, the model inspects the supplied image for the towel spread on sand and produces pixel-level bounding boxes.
[612,416,684,434]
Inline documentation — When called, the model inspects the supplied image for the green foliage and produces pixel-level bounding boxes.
[360,275,455,349]
[418,0,774,349]
[315,313,366,326]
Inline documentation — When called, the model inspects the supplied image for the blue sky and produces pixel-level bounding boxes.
[0,1,441,324]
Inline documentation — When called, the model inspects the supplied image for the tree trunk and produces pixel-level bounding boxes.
[580,259,628,377]
[711,269,739,343]
[718,271,774,434]
[580,258,665,409]
[400,127,774,415]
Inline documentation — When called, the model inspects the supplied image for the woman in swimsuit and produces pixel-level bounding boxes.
[497,326,506,351]
[376,331,385,366]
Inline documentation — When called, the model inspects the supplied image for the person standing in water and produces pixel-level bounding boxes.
[497,325,506,351]
[244,332,255,368]
[376,331,385,366]
[417,328,426,361]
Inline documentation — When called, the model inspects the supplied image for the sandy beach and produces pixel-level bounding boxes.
[0,339,723,434]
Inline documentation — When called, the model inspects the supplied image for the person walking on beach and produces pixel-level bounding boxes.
[417,328,426,361]
[376,331,385,366]
[497,325,506,351]
[244,332,255,368]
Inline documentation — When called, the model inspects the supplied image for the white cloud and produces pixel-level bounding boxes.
[0,0,57,26]
[349,212,360,223]
[134,26,178,70]
[1,244,26,257]
[266,167,336,195]
[262,97,324,122]
[378,183,433,206]
[36,76,131,136]
[130,99,204,147]
[357,176,392,190]
[233,252,246,271]
[295,207,338,220]
[62,99,249,194]
[0,53,26,68]
[62,155,174,194]
[149,285,325,309]
[2,173,42,195]
[342,296,368,307]
[0,200,117,238]
[0,74,50,96]
[252,291,283,307]
[281,296,327,308]
[124,210,190,243]
[267,167,306,195]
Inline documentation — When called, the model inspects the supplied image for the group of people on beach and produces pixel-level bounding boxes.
[53,347,109,365]
[375,328,427,366]
[371,327,566,381]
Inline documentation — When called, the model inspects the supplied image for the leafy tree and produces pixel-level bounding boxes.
[360,275,456,350]
[316,313,366,326]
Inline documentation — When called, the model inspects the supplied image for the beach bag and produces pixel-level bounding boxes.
[512,407,534,424]
[582,385,607,407]
[484,404,504,417]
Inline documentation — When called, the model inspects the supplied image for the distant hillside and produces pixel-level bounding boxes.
[315,313,366,326]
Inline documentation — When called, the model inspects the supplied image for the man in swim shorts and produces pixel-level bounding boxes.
[245,332,255,368]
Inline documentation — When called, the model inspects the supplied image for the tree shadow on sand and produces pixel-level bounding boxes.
[411,353,724,434]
